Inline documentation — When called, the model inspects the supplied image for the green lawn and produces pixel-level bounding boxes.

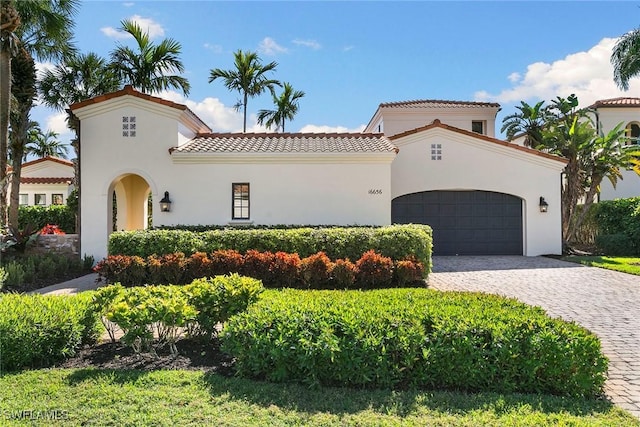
[1,369,637,426]
[562,256,640,275]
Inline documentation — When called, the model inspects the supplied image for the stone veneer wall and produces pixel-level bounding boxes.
[31,234,79,257]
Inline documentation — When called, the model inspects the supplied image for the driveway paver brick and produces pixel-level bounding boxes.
[428,256,640,419]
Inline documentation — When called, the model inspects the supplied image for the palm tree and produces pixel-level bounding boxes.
[40,52,121,110]
[26,127,68,159]
[209,50,280,132]
[611,27,640,91]
[39,51,120,190]
[0,0,21,228]
[257,83,305,132]
[110,19,190,96]
[5,0,78,230]
[500,100,549,147]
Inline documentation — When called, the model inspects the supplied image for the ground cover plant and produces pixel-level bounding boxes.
[562,256,640,276]
[94,249,425,289]
[1,369,636,427]
[107,224,433,270]
[0,253,94,292]
[223,288,608,397]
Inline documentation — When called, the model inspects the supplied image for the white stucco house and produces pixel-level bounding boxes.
[70,87,568,261]
[8,156,74,207]
[589,97,640,201]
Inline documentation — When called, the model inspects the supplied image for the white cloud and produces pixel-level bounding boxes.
[46,112,72,137]
[342,45,355,52]
[204,43,223,54]
[475,37,640,107]
[258,37,288,56]
[292,39,321,50]
[299,124,366,133]
[123,2,135,7]
[160,91,244,132]
[101,15,165,40]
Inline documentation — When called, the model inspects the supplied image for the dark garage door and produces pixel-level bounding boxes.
[392,190,523,255]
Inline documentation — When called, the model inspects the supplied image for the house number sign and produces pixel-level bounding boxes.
[368,189,383,195]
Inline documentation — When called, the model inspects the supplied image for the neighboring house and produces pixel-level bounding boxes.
[589,97,640,201]
[8,156,74,207]
[71,87,567,261]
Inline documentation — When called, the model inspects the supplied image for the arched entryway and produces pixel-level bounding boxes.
[108,174,152,232]
[392,190,523,255]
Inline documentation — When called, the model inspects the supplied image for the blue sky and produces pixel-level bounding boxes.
[32,1,640,145]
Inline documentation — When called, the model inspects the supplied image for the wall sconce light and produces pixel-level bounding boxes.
[159,191,172,212]
[539,196,549,213]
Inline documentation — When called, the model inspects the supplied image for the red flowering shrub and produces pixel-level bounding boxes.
[242,250,276,285]
[355,250,393,289]
[210,249,244,276]
[146,252,188,285]
[94,255,147,287]
[39,224,65,235]
[271,251,301,288]
[394,257,425,287]
[300,252,333,289]
[331,258,357,289]
[186,252,213,281]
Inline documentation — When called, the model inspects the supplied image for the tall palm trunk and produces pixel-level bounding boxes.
[0,1,20,229]
[0,47,10,229]
[8,47,36,229]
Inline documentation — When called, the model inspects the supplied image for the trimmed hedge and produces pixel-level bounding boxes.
[221,288,608,397]
[94,250,426,289]
[0,293,102,371]
[108,225,433,272]
[18,205,76,233]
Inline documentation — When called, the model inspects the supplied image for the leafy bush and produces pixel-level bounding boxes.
[0,253,95,292]
[18,205,76,233]
[330,259,357,289]
[355,250,394,289]
[108,225,433,273]
[93,255,147,287]
[0,293,102,371]
[581,197,640,255]
[184,274,264,338]
[91,275,264,352]
[300,252,332,289]
[222,289,608,397]
[394,257,425,286]
[210,249,245,276]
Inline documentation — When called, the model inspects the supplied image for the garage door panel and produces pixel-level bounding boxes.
[392,190,523,255]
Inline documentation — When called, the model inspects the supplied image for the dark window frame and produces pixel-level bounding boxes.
[35,193,46,206]
[232,183,250,220]
[471,120,484,135]
[52,194,64,205]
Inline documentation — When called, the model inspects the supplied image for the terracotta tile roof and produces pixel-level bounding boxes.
[172,133,398,154]
[70,85,189,112]
[589,97,640,108]
[379,99,501,108]
[21,177,72,184]
[389,119,568,164]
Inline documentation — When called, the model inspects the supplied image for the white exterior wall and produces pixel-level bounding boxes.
[78,99,177,260]
[161,159,391,227]
[391,128,565,255]
[593,107,640,200]
[76,98,393,261]
[365,107,499,138]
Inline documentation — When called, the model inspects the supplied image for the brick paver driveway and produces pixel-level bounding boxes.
[428,256,640,418]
